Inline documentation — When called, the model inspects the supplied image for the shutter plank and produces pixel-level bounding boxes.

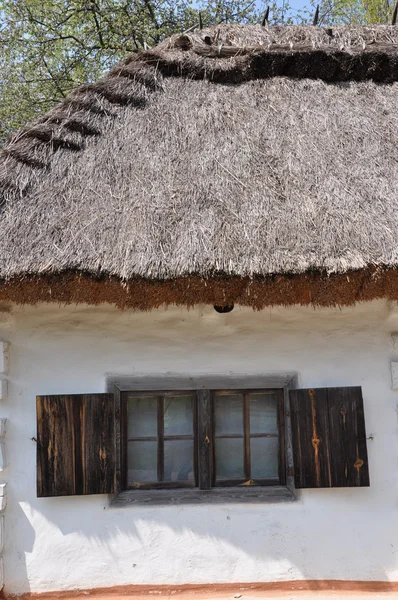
[327,387,369,487]
[82,394,115,494]
[37,396,77,497]
[290,386,370,489]
[289,388,332,488]
[37,393,115,497]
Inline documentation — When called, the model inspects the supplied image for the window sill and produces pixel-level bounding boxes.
[110,486,296,506]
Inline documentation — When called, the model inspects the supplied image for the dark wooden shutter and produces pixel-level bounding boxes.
[289,387,369,489]
[37,393,115,497]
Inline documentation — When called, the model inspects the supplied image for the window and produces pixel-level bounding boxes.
[36,385,370,499]
[121,389,285,490]
[126,392,197,488]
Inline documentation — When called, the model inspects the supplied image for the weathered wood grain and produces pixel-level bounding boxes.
[37,393,115,497]
[197,390,212,490]
[289,386,370,489]
[327,387,370,487]
[157,396,164,482]
[290,388,331,488]
[243,393,251,480]
[114,387,122,494]
[111,486,296,506]
[111,374,297,392]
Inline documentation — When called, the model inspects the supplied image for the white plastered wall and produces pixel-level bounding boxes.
[0,299,398,594]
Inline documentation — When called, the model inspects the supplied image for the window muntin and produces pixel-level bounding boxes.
[126,392,197,489]
[123,388,285,490]
[213,390,281,486]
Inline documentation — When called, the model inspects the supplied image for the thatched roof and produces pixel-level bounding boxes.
[1,24,398,309]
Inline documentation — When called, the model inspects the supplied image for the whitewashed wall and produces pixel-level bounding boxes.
[1,299,398,595]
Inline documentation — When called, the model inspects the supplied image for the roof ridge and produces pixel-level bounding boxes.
[2,23,398,178]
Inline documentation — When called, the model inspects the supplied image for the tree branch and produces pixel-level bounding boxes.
[89,0,105,48]
[41,57,67,98]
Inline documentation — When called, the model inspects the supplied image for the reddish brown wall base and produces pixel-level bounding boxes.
[6,581,398,599]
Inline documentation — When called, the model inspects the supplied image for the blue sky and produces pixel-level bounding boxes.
[192,0,310,20]
[255,0,309,17]
[191,0,313,24]
[256,0,306,11]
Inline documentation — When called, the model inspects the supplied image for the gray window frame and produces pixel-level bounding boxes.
[109,374,298,506]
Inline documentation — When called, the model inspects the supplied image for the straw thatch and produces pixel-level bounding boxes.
[1,24,398,309]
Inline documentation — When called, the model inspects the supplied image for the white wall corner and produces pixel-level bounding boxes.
[0,516,4,555]
[0,484,6,513]
[0,380,7,401]
[391,361,398,390]
[0,556,3,589]
[0,444,6,472]
[0,343,9,377]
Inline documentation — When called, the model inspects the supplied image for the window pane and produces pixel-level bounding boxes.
[128,441,157,484]
[215,394,243,435]
[250,437,279,479]
[128,396,158,438]
[216,438,244,480]
[164,395,193,436]
[164,440,194,482]
[249,392,278,435]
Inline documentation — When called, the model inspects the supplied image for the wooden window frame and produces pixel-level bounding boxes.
[119,387,286,492]
[211,389,286,488]
[121,391,198,490]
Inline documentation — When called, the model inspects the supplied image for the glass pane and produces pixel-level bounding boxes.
[216,438,244,480]
[250,437,279,479]
[250,392,278,435]
[164,440,194,482]
[128,396,158,438]
[128,441,157,484]
[164,395,193,436]
[215,394,243,435]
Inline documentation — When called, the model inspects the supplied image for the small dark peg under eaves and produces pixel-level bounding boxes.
[214,304,234,313]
